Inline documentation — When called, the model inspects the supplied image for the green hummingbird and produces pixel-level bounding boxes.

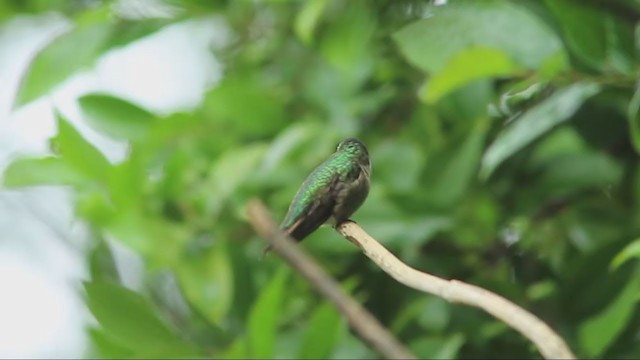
[264,138,371,255]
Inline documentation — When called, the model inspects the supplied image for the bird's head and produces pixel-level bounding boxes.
[336,138,368,155]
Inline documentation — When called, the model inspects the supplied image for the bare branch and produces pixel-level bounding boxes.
[336,221,576,360]
[246,199,417,360]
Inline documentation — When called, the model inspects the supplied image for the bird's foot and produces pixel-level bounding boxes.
[333,218,357,229]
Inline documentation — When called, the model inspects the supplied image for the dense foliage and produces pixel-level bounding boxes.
[3,0,640,358]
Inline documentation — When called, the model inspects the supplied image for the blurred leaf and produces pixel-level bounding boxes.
[429,121,488,208]
[611,239,640,270]
[14,22,112,106]
[545,0,606,70]
[108,152,144,210]
[79,94,156,141]
[417,297,451,332]
[410,333,466,359]
[393,297,451,333]
[51,111,111,180]
[294,0,328,45]
[106,209,188,267]
[422,47,523,103]
[247,267,289,358]
[438,79,494,122]
[372,140,425,194]
[578,266,640,357]
[297,302,344,359]
[394,1,564,73]
[89,238,120,283]
[2,156,86,187]
[88,327,134,358]
[76,189,116,225]
[84,280,199,357]
[480,82,600,178]
[177,242,234,325]
[203,74,286,137]
[627,83,640,154]
[202,143,268,220]
[319,2,374,76]
[527,280,557,301]
[537,152,622,195]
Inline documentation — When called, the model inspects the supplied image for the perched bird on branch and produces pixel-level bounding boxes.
[263,138,371,255]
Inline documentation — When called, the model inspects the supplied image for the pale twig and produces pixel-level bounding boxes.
[246,200,417,360]
[336,221,576,360]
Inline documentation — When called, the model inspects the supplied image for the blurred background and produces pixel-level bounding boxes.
[1,0,640,358]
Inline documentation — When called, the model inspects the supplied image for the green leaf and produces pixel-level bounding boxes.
[105,209,188,267]
[15,22,113,107]
[84,280,199,357]
[107,153,144,210]
[421,47,523,103]
[88,327,134,358]
[294,0,328,45]
[14,10,172,108]
[410,333,466,359]
[2,156,87,187]
[203,74,286,137]
[544,0,606,70]
[611,239,640,270]
[177,242,234,325]
[371,140,425,194]
[429,121,488,207]
[298,302,344,359]
[394,1,564,73]
[247,267,289,358]
[319,2,375,75]
[537,152,622,195]
[51,111,111,180]
[88,238,120,283]
[79,94,156,141]
[201,144,268,220]
[578,267,640,357]
[627,83,640,154]
[480,82,600,178]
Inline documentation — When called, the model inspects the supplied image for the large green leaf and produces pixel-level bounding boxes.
[247,267,289,358]
[480,82,600,178]
[177,242,234,325]
[410,333,466,359]
[298,302,344,359]
[14,12,172,108]
[611,239,640,270]
[15,22,113,107]
[84,280,199,357]
[578,266,640,357]
[545,0,606,70]
[294,0,328,45]
[201,143,268,220]
[429,121,488,207]
[394,0,564,73]
[2,156,87,187]
[51,111,112,180]
[319,1,374,76]
[421,47,523,103]
[105,209,188,267]
[79,94,156,141]
[627,84,640,154]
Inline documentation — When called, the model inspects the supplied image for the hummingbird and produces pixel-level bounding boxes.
[264,138,371,255]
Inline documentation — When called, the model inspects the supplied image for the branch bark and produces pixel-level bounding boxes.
[247,199,417,360]
[247,199,576,359]
[335,222,576,360]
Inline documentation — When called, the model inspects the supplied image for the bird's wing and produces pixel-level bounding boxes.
[281,174,341,241]
[262,176,338,257]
